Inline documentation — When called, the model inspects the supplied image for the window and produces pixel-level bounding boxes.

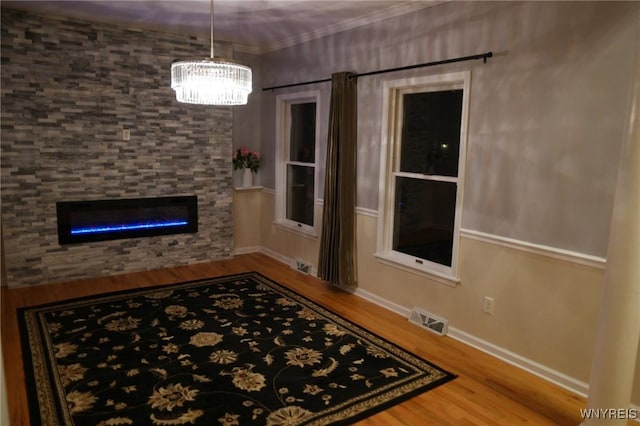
[275,91,320,236]
[376,72,470,285]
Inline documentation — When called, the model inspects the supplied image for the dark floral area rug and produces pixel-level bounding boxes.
[19,272,455,425]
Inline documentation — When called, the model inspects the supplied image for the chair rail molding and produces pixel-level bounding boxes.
[460,229,607,269]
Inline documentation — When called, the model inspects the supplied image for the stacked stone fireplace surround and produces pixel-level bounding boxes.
[1,9,235,287]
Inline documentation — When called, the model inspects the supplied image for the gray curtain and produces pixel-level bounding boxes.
[318,72,357,289]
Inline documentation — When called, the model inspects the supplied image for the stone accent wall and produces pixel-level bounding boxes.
[1,10,234,287]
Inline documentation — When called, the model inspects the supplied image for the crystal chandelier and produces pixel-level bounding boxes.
[171,0,252,105]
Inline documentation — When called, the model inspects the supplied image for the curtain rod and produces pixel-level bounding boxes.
[262,51,492,92]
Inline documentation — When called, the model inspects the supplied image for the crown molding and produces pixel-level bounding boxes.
[258,1,443,54]
[233,43,264,55]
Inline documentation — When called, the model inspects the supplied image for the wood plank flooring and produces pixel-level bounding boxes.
[2,252,593,425]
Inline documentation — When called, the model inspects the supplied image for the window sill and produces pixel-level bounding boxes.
[373,252,460,287]
[273,221,318,240]
[234,185,263,192]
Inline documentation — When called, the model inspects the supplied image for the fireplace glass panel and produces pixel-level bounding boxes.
[57,196,198,244]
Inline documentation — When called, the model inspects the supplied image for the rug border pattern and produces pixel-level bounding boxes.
[18,272,456,425]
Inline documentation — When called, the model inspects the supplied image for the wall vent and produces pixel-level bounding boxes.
[291,258,311,274]
[409,308,448,336]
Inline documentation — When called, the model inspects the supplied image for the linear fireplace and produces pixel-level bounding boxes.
[56,196,198,245]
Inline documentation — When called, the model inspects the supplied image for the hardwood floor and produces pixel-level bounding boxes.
[2,252,591,425]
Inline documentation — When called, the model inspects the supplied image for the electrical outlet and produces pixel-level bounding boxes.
[483,296,495,314]
[122,129,130,141]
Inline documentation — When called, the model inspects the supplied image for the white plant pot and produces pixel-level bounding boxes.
[241,168,253,187]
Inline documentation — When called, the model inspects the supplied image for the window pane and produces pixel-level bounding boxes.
[392,176,456,266]
[290,102,316,163]
[287,164,315,226]
[400,90,462,177]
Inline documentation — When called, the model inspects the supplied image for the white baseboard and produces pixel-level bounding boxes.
[350,287,412,318]
[233,246,261,255]
[446,327,589,397]
[349,283,591,398]
[256,246,319,276]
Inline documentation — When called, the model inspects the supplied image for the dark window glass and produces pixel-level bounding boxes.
[392,177,456,266]
[400,90,462,177]
[290,102,316,163]
[287,164,314,226]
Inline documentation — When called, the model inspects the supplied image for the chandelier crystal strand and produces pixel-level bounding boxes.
[170,0,252,105]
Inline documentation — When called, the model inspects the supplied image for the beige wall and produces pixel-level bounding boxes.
[233,190,640,405]
[233,188,263,250]
[233,188,321,269]
[360,215,603,382]
[232,0,640,407]
[257,191,322,270]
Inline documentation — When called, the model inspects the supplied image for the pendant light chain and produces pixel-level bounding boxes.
[210,0,214,58]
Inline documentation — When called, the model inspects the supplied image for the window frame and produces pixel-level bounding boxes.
[275,90,321,237]
[375,72,471,286]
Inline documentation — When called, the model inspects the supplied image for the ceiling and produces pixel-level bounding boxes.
[2,0,439,53]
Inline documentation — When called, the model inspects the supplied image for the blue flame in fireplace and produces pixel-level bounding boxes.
[71,220,188,235]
